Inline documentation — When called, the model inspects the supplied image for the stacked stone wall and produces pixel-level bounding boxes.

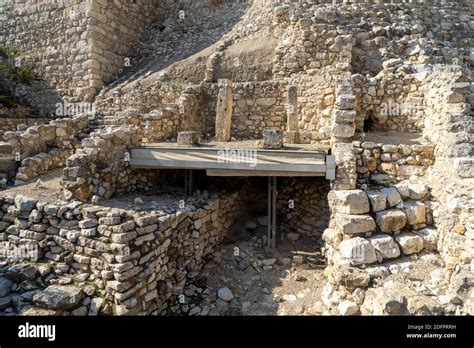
[278,177,330,239]
[354,141,435,186]
[0,190,243,315]
[0,115,89,160]
[4,0,169,112]
[62,125,144,202]
[0,118,51,135]
[324,183,436,267]
[421,66,473,269]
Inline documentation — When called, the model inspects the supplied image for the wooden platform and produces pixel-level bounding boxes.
[130,146,335,178]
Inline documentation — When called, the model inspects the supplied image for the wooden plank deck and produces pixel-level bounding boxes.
[130,146,334,178]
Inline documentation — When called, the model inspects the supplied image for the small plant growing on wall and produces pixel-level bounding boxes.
[0,44,43,107]
[280,114,288,129]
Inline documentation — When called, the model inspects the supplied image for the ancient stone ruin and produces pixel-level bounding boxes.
[0,0,472,317]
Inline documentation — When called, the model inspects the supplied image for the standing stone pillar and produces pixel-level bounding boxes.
[215,79,233,142]
[287,86,298,131]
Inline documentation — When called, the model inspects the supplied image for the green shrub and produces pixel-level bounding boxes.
[0,45,43,107]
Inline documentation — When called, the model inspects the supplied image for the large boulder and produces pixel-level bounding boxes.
[401,200,426,225]
[328,190,370,214]
[366,191,387,212]
[414,228,438,251]
[6,263,40,282]
[0,278,13,297]
[395,182,429,200]
[336,214,376,235]
[14,196,38,212]
[368,234,400,261]
[395,233,424,255]
[380,187,402,207]
[375,209,407,233]
[340,237,377,265]
[33,285,84,310]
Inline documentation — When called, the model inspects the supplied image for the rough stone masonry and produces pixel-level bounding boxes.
[0,0,472,317]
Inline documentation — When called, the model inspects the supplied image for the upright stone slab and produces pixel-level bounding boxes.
[177,131,201,146]
[262,130,283,149]
[287,86,298,131]
[179,85,204,134]
[215,79,233,142]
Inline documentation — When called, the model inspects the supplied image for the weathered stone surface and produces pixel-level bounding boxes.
[33,285,84,310]
[370,174,390,185]
[414,228,438,251]
[340,237,377,265]
[322,228,343,248]
[177,131,201,146]
[395,233,424,255]
[366,191,387,212]
[401,200,426,225]
[14,196,37,212]
[0,295,12,310]
[380,187,402,207]
[217,287,234,302]
[369,234,400,260]
[336,214,375,235]
[375,209,407,233]
[262,130,283,149]
[0,278,13,297]
[215,79,233,142]
[454,158,474,178]
[328,190,369,214]
[6,263,39,282]
[331,122,355,138]
[395,182,429,200]
[327,265,370,289]
[338,300,359,315]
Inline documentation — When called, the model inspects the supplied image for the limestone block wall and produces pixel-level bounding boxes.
[0,190,243,315]
[0,0,13,43]
[354,141,435,186]
[421,66,473,269]
[86,0,163,96]
[0,115,89,160]
[0,118,51,134]
[324,184,437,267]
[271,6,354,77]
[289,72,337,142]
[201,80,286,139]
[62,125,144,202]
[15,148,74,185]
[95,81,185,116]
[4,0,167,111]
[278,177,330,239]
[231,81,287,139]
[353,66,426,133]
[201,75,337,141]
[4,0,92,110]
[142,107,181,143]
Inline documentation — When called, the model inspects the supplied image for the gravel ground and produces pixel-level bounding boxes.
[166,212,328,316]
[0,170,65,204]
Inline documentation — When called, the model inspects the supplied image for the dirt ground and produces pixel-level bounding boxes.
[166,211,328,316]
[0,170,64,204]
